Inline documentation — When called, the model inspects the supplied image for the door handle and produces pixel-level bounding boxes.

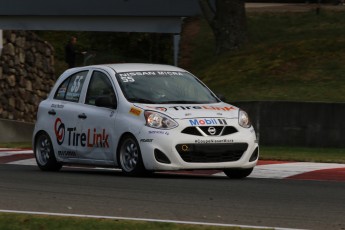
[78,113,87,119]
[48,109,56,115]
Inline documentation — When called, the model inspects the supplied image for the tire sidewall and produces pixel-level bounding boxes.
[117,134,146,176]
[34,131,62,171]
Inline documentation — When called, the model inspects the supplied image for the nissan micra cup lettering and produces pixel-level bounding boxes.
[33,64,259,178]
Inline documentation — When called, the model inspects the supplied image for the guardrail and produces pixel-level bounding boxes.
[233,101,345,148]
[0,118,34,143]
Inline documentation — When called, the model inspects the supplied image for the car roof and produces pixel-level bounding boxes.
[99,63,186,73]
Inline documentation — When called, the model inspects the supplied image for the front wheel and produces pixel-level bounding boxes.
[34,132,62,171]
[118,135,147,176]
[223,168,253,179]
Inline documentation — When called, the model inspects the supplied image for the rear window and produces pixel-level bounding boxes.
[54,71,88,102]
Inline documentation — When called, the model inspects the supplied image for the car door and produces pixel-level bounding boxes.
[76,69,118,164]
[49,70,89,160]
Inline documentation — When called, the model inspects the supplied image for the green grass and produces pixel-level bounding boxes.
[188,10,345,102]
[0,142,32,149]
[260,146,345,163]
[0,213,258,230]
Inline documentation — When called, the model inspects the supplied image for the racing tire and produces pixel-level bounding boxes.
[223,168,253,179]
[34,132,62,171]
[118,134,147,177]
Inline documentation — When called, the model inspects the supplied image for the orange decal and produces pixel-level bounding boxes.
[129,107,142,116]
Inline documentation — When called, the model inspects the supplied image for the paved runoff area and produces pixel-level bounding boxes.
[1,148,345,182]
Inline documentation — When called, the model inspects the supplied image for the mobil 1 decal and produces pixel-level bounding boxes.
[54,118,109,148]
[188,118,227,126]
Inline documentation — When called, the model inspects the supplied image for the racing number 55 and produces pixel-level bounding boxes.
[120,76,135,83]
[70,75,84,93]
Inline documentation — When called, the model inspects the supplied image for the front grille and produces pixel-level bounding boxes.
[222,126,238,135]
[181,126,238,136]
[176,143,248,163]
[181,127,203,136]
[199,126,223,136]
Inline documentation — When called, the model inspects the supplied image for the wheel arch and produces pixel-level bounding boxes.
[33,130,49,149]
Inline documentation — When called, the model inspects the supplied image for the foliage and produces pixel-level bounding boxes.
[36,31,173,76]
[188,10,345,102]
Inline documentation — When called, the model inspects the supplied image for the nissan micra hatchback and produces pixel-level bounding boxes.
[33,64,259,178]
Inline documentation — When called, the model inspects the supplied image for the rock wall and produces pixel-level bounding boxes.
[0,30,55,122]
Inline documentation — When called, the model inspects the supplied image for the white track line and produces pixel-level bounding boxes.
[8,158,36,166]
[0,209,304,230]
[0,150,33,156]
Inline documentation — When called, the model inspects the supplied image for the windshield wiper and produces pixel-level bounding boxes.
[127,98,157,104]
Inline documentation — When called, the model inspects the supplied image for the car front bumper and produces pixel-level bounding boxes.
[137,120,259,171]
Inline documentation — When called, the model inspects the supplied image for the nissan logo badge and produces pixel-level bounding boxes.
[208,127,216,135]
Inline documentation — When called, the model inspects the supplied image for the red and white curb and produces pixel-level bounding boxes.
[1,148,345,181]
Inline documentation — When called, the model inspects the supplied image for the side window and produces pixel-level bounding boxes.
[54,71,88,102]
[85,71,116,107]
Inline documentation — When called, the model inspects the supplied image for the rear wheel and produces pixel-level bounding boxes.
[34,132,62,171]
[223,168,253,179]
[118,135,147,176]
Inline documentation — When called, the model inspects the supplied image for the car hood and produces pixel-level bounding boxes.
[134,102,239,119]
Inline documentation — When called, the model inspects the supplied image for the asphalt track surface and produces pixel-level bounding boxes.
[1,161,345,229]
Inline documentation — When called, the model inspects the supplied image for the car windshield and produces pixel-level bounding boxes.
[116,71,220,104]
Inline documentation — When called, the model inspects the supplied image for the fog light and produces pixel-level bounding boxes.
[249,147,259,162]
[154,149,171,164]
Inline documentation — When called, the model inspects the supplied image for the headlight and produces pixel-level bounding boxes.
[144,111,178,129]
[238,110,251,128]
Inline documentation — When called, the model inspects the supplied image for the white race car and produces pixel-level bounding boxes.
[33,64,259,178]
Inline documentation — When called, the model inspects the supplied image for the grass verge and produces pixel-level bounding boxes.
[260,146,345,163]
[0,142,32,149]
[0,213,259,230]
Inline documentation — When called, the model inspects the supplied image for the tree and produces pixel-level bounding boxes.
[198,0,247,55]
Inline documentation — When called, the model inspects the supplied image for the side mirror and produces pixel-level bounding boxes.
[95,96,117,109]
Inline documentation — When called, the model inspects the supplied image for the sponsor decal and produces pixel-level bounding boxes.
[54,118,65,145]
[194,139,234,144]
[119,72,157,78]
[157,71,183,76]
[148,130,170,135]
[169,105,236,111]
[51,104,64,109]
[189,118,227,126]
[189,118,217,126]
[54,118,109,148]
[129,107,142,116]
[119,71,183,82]
[140,139,153,142]
[58,150,77,158]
